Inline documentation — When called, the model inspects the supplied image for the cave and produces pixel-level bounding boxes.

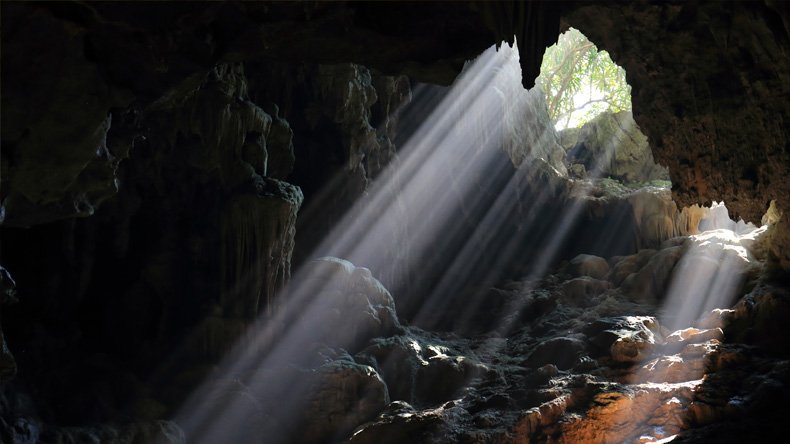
[1,2,789,443]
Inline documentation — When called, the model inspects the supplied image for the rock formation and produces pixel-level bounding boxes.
[1,1,788,443]
[565,111,670,184]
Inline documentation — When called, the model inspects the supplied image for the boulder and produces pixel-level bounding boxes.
[621,246,684,304]
[346,401,442,444]
[525,337,587,370]
[584,316,663,363]
[567,254,610,279]
[297,360,389,444]
[360,334,488,405]
[301,257,402,350]
[359,335,426,402]
[415,352,487,404]
[560,277,611,306]
[608,249,656,287]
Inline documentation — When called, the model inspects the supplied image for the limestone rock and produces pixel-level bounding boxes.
[0,420,185,444]
[584,316,663,363]
[665,327,723,345]
[148,63,286,190]
[567,111,669,183]
[220,179,303,319]
[567,254,610,279]
[560,277,611,306]
[346,401,442,444]
[565,2,790,273]
[557,127,581,152]
[678,204,710,236]
[261,103,296,180]
[557,381,697,443]
[698,202,757,235]
[0,266,17,383]
[0,6,133,226]
[415,352,487,404]
[300,258,402,351]
[568,163,587,179]
[503,84,567,176]
[608,249,657,287]
[525,337,586,370]
[696,309,735,331]
[627,189,680,248]
[359,333,488,406]
[621,246,684,304]
[728,283,790,354]
[297,360,389,444]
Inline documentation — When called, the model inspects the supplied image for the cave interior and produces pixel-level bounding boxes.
[1,1,789,443]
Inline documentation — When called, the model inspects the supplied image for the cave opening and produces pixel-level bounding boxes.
[537,27,672,190]
[1,2,789,443]
[174,37,777,443]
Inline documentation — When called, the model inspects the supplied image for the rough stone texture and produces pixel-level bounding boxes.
[524,337,586,370]
[567,111,669,183]
[0,267,17,384]
[0,420,185,444]
[560,277,611,307]
[503,84,568,176]
[584,316,664,363]
[2,2,790,443]
[627,189,683,248]
[621,245,685,304]
[220,182,302,319]
[297,360,389,444]
[565,1,790,270]
[567,254,610,279]
[300,257,402,350]
[0,5,130,226]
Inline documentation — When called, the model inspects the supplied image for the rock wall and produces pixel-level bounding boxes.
[0,3,412,434]
[1,1,789,441]
[565,111,670,184]
[564,1,790,269]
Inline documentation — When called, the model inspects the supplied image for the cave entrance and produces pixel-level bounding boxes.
[537,28,671,188]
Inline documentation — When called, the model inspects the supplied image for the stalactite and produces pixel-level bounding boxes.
[220,180,303,320]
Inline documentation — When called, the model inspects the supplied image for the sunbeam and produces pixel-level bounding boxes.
[174,38,658,443]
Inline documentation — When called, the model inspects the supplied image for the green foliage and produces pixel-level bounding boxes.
[537,28,631,129]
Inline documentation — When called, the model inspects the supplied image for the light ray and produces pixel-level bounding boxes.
[173,36,657,443]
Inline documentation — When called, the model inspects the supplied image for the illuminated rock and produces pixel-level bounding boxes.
[584,316,664,363]
[346,401,442,444]
[621,246,685,304]
[609,249,657,287]
[567,111,669,184]
[297,360,389,444]
[301,257,402,350]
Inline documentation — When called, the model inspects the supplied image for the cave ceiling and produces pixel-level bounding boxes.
[2,1,789,260]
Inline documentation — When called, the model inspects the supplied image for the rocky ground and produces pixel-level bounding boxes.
[138,198,788,444]
[340,229,786,443]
